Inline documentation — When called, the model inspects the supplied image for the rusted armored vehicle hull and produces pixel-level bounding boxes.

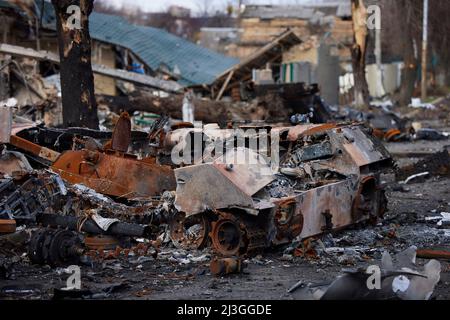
[170,123,392,256]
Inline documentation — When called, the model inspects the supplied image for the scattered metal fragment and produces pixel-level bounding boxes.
[401,172,430,185]
[210,257,244,276]
[397,149,450,181]
[0,219,16,234]
[417,246,450,260]
[290,247,441,300]
[0,150,33,176]
[84,235,120,251]
[287,280,305,294]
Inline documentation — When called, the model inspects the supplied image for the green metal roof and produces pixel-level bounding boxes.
[87,12,238,86]
[1,0,239,87]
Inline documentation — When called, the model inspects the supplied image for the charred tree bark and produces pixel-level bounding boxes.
[52,0,98,129]
[98,94,240,124]
[351,0,370,108]
[97,93,291,124]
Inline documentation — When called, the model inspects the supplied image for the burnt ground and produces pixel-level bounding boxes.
[1,124,450,301]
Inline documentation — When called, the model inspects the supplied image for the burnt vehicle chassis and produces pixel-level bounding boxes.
[2,119,392,262]
[168,123,392,257]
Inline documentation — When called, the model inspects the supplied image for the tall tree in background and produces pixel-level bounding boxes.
[350,0,370,108]
[382,0,450,105]
[52,0,99,129]
[394,0,418,106]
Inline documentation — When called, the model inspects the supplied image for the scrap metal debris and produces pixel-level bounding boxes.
[172,123,392,256]
[1,0,449,302]
[397,149,450,182]
[210,257,245,277]
[289,246,441,300]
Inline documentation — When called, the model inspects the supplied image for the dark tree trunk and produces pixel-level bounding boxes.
[52,0,98,129]
[396,1,418,106]
[351,45,370,108]
[398,37,417,106]
[351,0,370,108]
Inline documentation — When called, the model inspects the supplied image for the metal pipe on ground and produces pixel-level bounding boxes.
[39,214,150,238]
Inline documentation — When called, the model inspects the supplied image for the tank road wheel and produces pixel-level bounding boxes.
[210,217,244,256]
[47,230,83,267]
[210,212,267,257]
[169,212,210,250]
[352,176,387,224]
[29,229,83,266]
[28,229,54,265]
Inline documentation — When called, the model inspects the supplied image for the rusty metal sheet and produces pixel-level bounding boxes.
[9,135,61,163]
[0,219,16,234]
[339,127,391,167]
[52,150,176,199]
[210,257,243,276]
[287,123,338,141]
[271,196,304,245]
[111,112,132,153]
[417,246,450,260]
[214,148,275,196]
[0,150,33,176]
[174,164,255,216]
[295,178,360,239]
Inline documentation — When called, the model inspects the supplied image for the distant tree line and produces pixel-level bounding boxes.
[379,0,450,104]
[94,0,237,41]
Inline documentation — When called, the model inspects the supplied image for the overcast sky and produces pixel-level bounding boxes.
[102,0,310,14]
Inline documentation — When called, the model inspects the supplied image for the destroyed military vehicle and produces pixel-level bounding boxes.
[2,115,392,262]
[166,122,392,256]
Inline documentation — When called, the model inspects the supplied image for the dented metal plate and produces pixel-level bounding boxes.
[52,150,176,199]
[339,127,392,167]
[296,178,359,239]
[174,164,255,216]
[214,148,275,196]
[175,148,275,216]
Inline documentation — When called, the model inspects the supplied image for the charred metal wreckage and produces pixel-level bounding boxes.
[170,123,392,256]
[0,111,393,266]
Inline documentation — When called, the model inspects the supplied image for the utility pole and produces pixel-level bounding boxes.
[421,0,429,102]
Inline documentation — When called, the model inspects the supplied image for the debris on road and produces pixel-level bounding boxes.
[289,246,441,300]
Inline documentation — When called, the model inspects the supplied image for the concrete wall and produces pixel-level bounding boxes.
[92,42,117,96]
